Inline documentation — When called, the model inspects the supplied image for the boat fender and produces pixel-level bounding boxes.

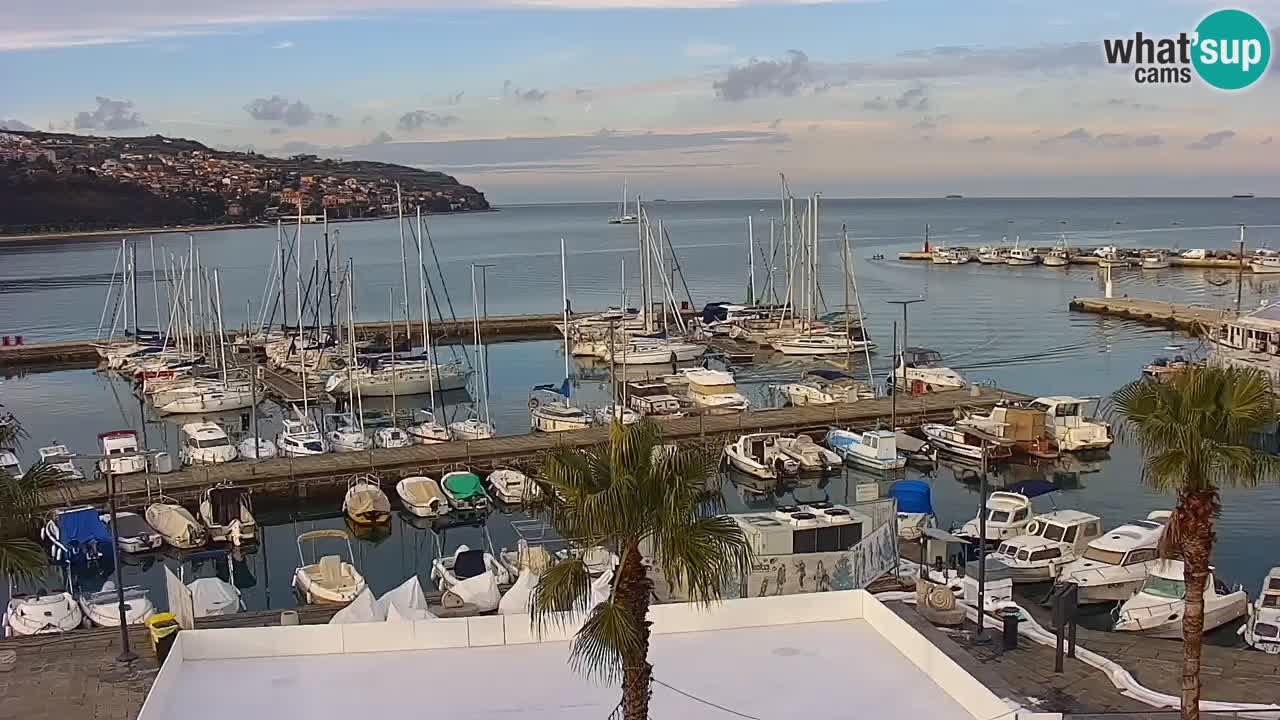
[528,398,540,410]
[1025,520,1040,536]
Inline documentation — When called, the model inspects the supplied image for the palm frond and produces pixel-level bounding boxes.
[0,538,47,581]
[530,557,593,632]
[567,598,644,684]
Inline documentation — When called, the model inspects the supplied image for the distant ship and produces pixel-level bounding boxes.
[945,194,963,199]
[1232,193,1255,199]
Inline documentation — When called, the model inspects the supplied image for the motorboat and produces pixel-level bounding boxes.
[1058,512,1171,604]
[894,430,937,463]
[0,449,20,478]
[407,409,451,444]
[100,511,162,554]
[37,444,83,481]
[593,404,641,426]
[920,423,1013,463]
[449,415,498,440]
[774,369,875,407]
[343,475,392,525]
[993,510,1104,583]
[238,437,277,460]
[1140,250,1171,270]
[1251,249,1280,274]
[775,434,842,472]
[1097,250,1130,269]
[145,498,208,549]
[956,405,1059,460]
[326,412,370,452]
[276,413,328,457]
[931,246,972,265]
[396,475,450,518]
[723,432,800,480]
[293,530,367,605]
[488,468,536,504]
[188,577,242,617]
[1242,568,1280,653]
[441,470,489,512]
[681,368,750,414]
[373,426,412,449]
[4,589,82,637]
[603,339,706,364]
[771,332,865,356]
[80,583,156,627]
[1141,355,1191,382]
[1114,560,1247,638]
[824,429,907,470]
[178,422,238,466]
[157,385,255,414]
[323,357,471,397]
[431,544,512,594]
[896,347,966,392]
[977,245,1010,264]
[1028,396,1113,452]
[42,505,113,565]
[626,381,685,418]
[198,484,257,545]
[955,486,1051,546]
[1005,239,1039,266]
[1043,236,1071,267]
[889,480,935,541]
[97,430,147,475]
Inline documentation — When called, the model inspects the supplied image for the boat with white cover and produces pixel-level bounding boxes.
[1114,560,1247,638]
[724,432,800,479]
[681,368,750,414]
[4,588,82,636]
[825,429,907,471]
[896,347,966,392]
[198,484,256,545]
[237,437,276,460]
[101,511,162,554]
[1242,568,1280,653]
[343,475,391,525]
[775,434,841,472]
[37,444,83,481]
[293,530,367,605]
[80,582,155,627]
[431,544,512,596]
[396,475,449,518]
[97,430,147,475]
[775,369,875,407]
[1057,512,1170,604]
[488,468,537,504]
[373,425,412,449]
[188,577,242,617]
[994,510,1104,583]
[178,422,238,466]
[145,498,208,549]
[1029,396,1113,451]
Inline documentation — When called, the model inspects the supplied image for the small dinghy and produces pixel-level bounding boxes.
[188,577,242,617]
[43,505,113,565]
[487,468,537,505]
[237,437,277,461]
[146,498,208,549]
[38,444,84,481]
[396,475,449,518]
[343,475,391,525]
[199,484,257,545]
[431,544,512,594]
[293,530,367,605]
[441,471,489,512]
[776,434,842,472]
[100,511,162,554]
[80,582,156,627]
[373,426,412,449]
[4,587,82,636]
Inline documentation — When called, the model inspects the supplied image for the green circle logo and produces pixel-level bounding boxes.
[1193,9,1271,90]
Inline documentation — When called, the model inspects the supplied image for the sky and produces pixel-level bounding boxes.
[2,0,1279,202]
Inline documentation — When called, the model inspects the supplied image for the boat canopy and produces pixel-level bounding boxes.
[804,369,853,382]
[49,506,113,563]
[444,472,484,500]
[208,487,250,526]
[297,529,352,543]
[890,480,933,514]
[1005,479,1057,499]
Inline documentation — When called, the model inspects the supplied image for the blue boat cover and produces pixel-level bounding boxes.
[890,480,933,514]
[1006,479,1057,499]
[56,507,113,561]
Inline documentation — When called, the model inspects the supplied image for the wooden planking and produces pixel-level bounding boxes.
[1068,297,1229,332]
[38,385,1025,512]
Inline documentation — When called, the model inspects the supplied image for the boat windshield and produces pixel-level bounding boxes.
[1142,575,1185,599]
[1082,546,1125,565]
[1256,623,1279,639]
[196,438,230,448]
[989,510,1010,523]
[1040,523,1066,542]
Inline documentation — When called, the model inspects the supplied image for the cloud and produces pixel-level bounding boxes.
[1102,97,1160,111]
[278,140,324,155]
[685,41,733,59]
[713,50,811,101]
[895,86,928,111]
[1041,127,1091,144]
[0,118,34,131]
[968,135,993,145]
[862,97,890,111]
[1134,134,1163,147]
[269,127,285,136]
[444,91,465,106]
[503,80,547,103]
[1093,132,1130,148]
[369,131,393,144]
[911,114,947,131]
[1186,130,1235,151]
[73,96,145,131]
[244,95,316,126]
[271,40,294,49]
[360,115,376,128]
[320,112,340,128]
[397,110,460,131]
[768,118,782,130]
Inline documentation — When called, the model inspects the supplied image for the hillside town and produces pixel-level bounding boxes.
[0,130,489,234]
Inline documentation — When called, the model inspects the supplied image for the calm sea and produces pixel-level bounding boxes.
[2,197,1279,635]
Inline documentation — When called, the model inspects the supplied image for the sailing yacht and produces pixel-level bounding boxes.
[323,357,470,396]
[325,412,369,452]
[607,179,638,224]
[276,407,328,456]
[449,264,498,441]
[532,239,593,433]
[407,409,451,444]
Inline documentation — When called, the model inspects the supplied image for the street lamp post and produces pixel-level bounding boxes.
[89,452,142,664]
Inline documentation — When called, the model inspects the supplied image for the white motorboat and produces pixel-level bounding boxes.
[4,590,82,637]
[430,544,512,595]
[238,437,277,460]
[178,422,238,466]
[0,449,20,478]
[993,510,1104,583]
[1005,239,1039,266]
[775,434,842,472]
[158,385,255,414]
[441,471,489,512]
[681,368,750,414]
[488,468,536,505]
[825,428,907,470]
[373,426,412,449]
[323,358,471,397]
[101,511,162,553]
[977,245,1010,264]
[145,498,208,549]
[37,444,83,481]
[920,423,1013,463]
[449,415,497,440]
[1058,512,1171,604]
[396,475,450,518]
[1029,396,1113,451]
[1140,250,1171,270]
[80,583,156,627]
[896,347,966,392]
[626,381,685,418]
[593,404,641,426]
[407,409,451,444]
[326,412,370,452]
[97,430,147,475]
[1251,254,1280,274]
[1242,568,1280,653]
[1114,560,1248,638]
[775,369,875,407]
[188,577,242,617]
[604,339,706,364]
[723,432,800,480]
[1097,250,1130,269]
[198,484,257,545]
[343,475,392,525]
[956,490,1036,546]
[1043,237,1071,268]
[293,530,367,605]
[276,413,328,456]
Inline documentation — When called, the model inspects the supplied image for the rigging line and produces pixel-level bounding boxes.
[409,220,467,367]
[420,218,461,323]
[652,678,764,720]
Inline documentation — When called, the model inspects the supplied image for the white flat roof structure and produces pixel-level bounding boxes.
[138,590,1020,720]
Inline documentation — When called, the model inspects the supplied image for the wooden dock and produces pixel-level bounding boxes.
[1068,297,1229,332]
[38,385,1025,513]
[258,365,328,404]
[898,250,1247,270]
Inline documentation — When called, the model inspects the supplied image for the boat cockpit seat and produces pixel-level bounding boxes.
[318,555,343,585]
[454,549,487,580]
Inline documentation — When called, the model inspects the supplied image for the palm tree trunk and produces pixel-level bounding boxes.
[619,544,654,720]
[1178,489,1219,720]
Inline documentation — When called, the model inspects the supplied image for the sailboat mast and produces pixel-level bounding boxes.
[747,216,755,304]
[297,206,307,419]
[278,220,287,331]
[396,183,412,349]
[415,207,438,413]
[213,269,228,386]
[768,219,775,303]
[130,240,140,337]
[637,198,647,331]
[389,288,397,427]
[150,237,161,333]
[561,237,570,385]
[843,227,851,371]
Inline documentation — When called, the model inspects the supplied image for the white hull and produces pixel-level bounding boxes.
[293,569,366,605]
[1141,260,1171,270]
[779,384,835,406]
[1043,255,1069,267]
[396,477,450,518]
[238,438,277,460]
[920,425,985,460]
[180,446,238,466]
[101,456,147,476]
[80,591,155,627]
[326,364,470,397]
[159,387,256,414]
[771,337,871,356]
[4,593,82,636]
[531,407,593,433]
[1117,597,1248,638]
[449,419,497,440]
[1251,261,1280,274]
[328,431,370,453]
[606,343,705,364]
[1077,578,1146,604]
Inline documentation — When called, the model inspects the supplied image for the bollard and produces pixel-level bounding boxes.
[999,607,1020,650]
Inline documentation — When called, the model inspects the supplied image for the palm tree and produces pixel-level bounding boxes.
[526,420,751,720]
[1111,365,1280,720]
[0,408,58,580]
